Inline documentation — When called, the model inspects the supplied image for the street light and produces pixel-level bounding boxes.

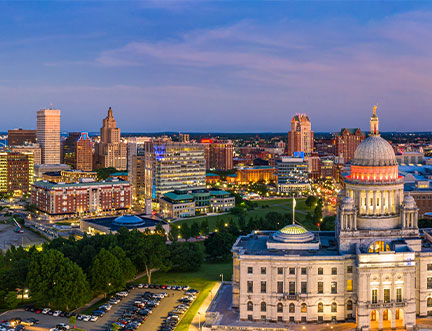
[220,273,224,282]
[198,312,201,330]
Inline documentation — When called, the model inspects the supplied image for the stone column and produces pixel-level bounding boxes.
[379,309,383,330]
[373,191,377,215]
[366,191,370,215]
[391,309,396,329]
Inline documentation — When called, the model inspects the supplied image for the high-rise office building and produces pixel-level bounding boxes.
[36,108,61,164]
[144,140,206,199]
[334,128,365,163]
[0,151,34,194]
[94,107,127,170]
[8,128,37,146]
[202,139,234,170]
[276,157,310,193]
[287,114,314,156]
[127,137,152,200]
[76,132,93,172]
[7,144,41,165]
[62,132,81,168]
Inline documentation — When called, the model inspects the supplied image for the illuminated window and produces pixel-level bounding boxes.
[372,289,378,304]
[318,302,323,313]
[396,288,402,302]
[318,282,324,294]
[428,297,432,308]
[331,302,337,313]
[301,303,307,313]
[289,303,295,313]
[384,289,390,303]
[347,279,353,292]
[347,300,353,311]
[368,241,391,253]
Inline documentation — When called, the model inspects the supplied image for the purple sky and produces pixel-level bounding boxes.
[1,2,432,132]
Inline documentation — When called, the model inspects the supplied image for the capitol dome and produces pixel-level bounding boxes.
[272,224,315,243]
[352,135,397,167]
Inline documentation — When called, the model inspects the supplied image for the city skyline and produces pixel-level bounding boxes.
[1,2,432,132]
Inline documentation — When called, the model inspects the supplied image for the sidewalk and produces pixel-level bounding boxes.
[189,282,221,330]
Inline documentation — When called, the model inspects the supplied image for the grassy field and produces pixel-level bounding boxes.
[132,261,233,331]
[174,198,312,231]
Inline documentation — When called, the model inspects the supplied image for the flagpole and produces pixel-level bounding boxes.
[292,195,296,225]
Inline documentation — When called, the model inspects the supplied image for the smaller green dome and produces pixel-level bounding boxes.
[280,224,308,235]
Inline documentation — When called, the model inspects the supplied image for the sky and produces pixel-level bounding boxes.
[1,1,432,133]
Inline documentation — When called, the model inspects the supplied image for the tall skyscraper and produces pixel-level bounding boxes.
[287,114,314,156]
[0,151,34,194]
[62,132,81,167]
[202,139,234,170]
[334,128,365,163]
[127,136,152,200]
[76,132,93,172]
[36,108,61,164]
[94,107,127,170]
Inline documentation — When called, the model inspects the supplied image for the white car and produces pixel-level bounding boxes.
[183,286,190,290]
[137,283,143,288]
[57,323,70,330]
[90,315,99,322]
[42,308,51,314]
[81,315,91,322]
[53,310,62,316]
[116,291,128,297]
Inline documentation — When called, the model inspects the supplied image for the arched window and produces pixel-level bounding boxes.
[347,300,353,311]
[277,303,283,313]
[368,241,391,253]
[301,303,307,313]
[247,301,253,311]
[318,302,323,313]
[261,302,266,312]
[289,303,295,313]
[331,302,337,313]
[428,297,432,308]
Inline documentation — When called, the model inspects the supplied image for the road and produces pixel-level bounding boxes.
[1,288,186,331]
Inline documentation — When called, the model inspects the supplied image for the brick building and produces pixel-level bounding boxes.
[31,178,131,216]
[334,128,365,163]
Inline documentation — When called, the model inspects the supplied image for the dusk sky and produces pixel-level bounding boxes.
[1,1,432,132]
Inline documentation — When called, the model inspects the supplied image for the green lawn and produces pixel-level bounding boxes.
[132,261,233,331]
[174,198,312,231]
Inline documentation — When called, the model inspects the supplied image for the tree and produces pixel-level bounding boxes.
[96,167,118,180]
[190,222,200,238]
[205,232,236,261]
[305,196,318,209]
[321,216,335,231]
[228,219,239,237]
[69,316,77,327]
[28,249,91,311]
[111,246,136,282]
[199,220,209,236]
[168,224,179,242]
[180,223,191,240]
[90,248,124,296]
[141,234,171,284]
[170,242,204,272]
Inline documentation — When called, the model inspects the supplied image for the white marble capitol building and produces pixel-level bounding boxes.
[207,109,432,331]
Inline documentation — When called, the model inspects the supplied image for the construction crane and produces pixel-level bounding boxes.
[10,217,24,234]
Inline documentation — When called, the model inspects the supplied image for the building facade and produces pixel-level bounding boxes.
[76,132,93,171]
[202,139,234,170]
[207,108,431,331]
[31,178,131,216]
[234,166,276,184]
[147,140,206,199]
[94,107,127,170]
[0,151,34,194]
[288,114,314,156]
[276,157,310,193]
[36,108,61,165]
[7,144,41,165]
[335,128,365,163]
[8,129,37,146]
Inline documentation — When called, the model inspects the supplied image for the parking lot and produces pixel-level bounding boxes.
[0,287,189,331]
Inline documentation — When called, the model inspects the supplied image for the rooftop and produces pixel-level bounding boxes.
[33,178,129,189]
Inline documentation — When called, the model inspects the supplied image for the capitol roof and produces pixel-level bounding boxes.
[352,135,398,167]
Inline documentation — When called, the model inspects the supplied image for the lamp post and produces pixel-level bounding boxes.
[198,312,201,330]
[220,273,224,283]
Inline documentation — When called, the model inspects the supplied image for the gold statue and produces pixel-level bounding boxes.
[372,104,378,116]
